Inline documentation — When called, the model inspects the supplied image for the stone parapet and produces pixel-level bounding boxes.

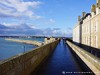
[67,41,100,75]
[0,40,59,75]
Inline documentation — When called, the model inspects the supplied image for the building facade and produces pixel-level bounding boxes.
[73,22,80,43]
[73,0,100,49]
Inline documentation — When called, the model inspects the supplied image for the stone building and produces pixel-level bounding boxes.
[73,22,80,43]
[73,0,100,49]
[73,16,82,44]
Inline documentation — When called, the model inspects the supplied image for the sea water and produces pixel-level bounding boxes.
[0,37,44,61]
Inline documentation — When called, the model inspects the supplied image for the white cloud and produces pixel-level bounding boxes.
[0,23,72,36]
[2,22,37,29]
[49,18,55,23]
[0,0,42,19]
[44,18,56,25]
[3,23,17,27]
[0,22,72,37]
[29,25,37,29]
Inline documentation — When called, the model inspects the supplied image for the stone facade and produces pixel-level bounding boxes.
[73,0,100,49]
[73,22,80,43]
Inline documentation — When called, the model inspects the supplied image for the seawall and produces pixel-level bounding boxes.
[0,40,59,75]
[67,41,100,75]
[5,38,42,46]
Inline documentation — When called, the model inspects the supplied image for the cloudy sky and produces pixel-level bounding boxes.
[0,0,95,37]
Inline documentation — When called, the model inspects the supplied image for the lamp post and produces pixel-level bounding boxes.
[23,45,25,52]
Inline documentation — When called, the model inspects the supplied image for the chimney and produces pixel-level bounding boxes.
[91,4,96,17]
[82,12,86,18]
[96,0,100,14]
[78,16,81,21]
[97,0,99,3]
[96,0,100,8]
[91,4,96,13]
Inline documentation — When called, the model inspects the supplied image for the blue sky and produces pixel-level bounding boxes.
[0,0,96,37]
